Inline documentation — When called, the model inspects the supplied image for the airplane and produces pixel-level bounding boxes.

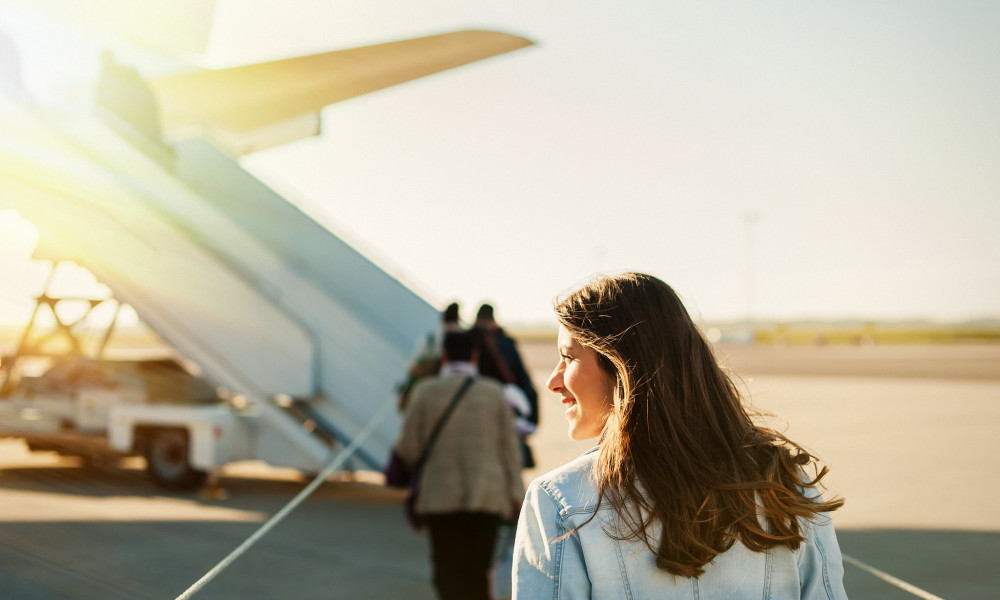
[0,0,533,488]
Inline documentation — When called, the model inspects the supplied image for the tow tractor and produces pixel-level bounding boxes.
[0,272,246,490]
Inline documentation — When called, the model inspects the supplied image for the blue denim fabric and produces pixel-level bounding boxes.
[512,449,848,599]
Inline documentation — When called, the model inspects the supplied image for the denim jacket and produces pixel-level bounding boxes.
[512,449,847,599]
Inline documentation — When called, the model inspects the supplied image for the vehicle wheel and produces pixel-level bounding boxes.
[144,428,206,490]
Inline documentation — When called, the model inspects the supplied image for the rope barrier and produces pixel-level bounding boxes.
[172,399,396,600]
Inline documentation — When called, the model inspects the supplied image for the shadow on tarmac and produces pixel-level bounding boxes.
[840,529,1000,600]
[0,515,433,600]
[4,464,999,600]
[0,463,433,600]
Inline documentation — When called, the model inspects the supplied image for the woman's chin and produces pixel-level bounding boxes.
[567,425,599,441]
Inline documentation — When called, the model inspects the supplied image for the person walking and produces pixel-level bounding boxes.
[473,303,539,429]
[512,272,847,599]
[472,303,539,471]
[395,330,524,600]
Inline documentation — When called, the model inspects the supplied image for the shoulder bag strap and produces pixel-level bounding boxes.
[414,376,474,471]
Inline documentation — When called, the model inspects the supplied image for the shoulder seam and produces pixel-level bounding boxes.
[536,478,569,519]
[536,475,609,521]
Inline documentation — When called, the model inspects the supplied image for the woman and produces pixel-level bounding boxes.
[512,273,847,599]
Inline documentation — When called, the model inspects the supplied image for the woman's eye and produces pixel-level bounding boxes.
[560,354,574,362]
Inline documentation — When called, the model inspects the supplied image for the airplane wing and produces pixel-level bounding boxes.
[147,30,533,153]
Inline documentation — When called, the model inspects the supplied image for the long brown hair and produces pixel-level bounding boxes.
[555,272,843,578]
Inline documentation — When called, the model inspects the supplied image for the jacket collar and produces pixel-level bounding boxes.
[439,361,479,378]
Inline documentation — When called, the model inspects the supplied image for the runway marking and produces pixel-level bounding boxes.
[843,553,947,600]
[172,398,396,600]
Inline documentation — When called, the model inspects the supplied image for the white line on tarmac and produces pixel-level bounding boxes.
[843,554,947,600]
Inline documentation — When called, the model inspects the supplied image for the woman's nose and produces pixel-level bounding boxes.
[546,365,563,393]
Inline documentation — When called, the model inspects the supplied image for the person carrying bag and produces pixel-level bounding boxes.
[384,376,474,530]
[390,330,524,600]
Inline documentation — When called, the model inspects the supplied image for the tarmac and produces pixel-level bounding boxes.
[1,342,998,599]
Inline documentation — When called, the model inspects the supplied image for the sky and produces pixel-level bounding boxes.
[2,1,999,327]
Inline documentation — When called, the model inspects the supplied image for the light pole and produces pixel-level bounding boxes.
[742,212,760,339]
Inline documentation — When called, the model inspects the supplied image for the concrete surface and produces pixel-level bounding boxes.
[1,342,998,599]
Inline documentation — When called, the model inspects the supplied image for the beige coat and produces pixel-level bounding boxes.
[395,373,524,517]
